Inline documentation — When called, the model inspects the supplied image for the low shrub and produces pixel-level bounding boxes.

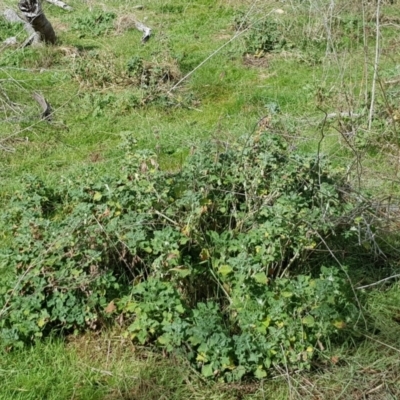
[0,130,367,379]
[72,11,116,38]
[234,13,287,56]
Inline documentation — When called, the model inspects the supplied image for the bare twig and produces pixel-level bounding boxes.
[0,143,16,152]
[279,345,294,400]
[326,111,362,119]
[363,333,400,354]
[153,209,180,226]
[368,0,382,130]
[366,384,384,395]
[357,274,400,290]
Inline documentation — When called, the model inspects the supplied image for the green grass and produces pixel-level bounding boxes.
[1,318,399,400]
[2,0,400,398]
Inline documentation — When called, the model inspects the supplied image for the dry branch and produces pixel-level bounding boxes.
[326,112,362,119]
[32,92,52,121]
[44,0,72,11]
[134,20,151,42]
[115,15,151,42]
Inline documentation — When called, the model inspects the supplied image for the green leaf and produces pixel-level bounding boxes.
[218,264,233,276]
[255,366,267,379]
[37,318,46,328]
[201,363,214,377]
[188,336,202,346]
[157,335,170,345]
[302,315,315,327]
[93,191,102,201]
[175,304,185,314]
[170,268,191,278]
[254,272,268,285]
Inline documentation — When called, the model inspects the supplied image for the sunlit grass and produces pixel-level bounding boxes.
[1,0,400,398]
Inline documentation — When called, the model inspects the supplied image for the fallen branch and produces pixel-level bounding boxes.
[326,111,362,119]
[32,92,52,121]
[45,0,72,11]
[0,91,52,123]
[134,20,151,42]
[18,0,57,44]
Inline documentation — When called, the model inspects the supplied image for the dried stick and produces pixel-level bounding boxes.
[134,20,151,42]
[368,0,382,130]
[45,0,72,11]
[32,92,52,121]
[357,274,400,290]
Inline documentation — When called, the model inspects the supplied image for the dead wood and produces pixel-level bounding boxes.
[134,20,151,42]
[114,14,151,42]
[32,92,52,121]
[44,0,72,11]
[18,0,56,44]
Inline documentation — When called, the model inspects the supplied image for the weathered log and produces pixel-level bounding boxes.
[44,0,72,11]
[134,20,151,43]
[18,0,56,44]
[32,92,52,121]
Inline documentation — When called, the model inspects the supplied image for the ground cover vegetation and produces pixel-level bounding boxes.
[1,0,400,398]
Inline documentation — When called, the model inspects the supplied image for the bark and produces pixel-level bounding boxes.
[32,92,52,121]
[134,20,151,43]
[44,0,72,11]
[18,0,56,44]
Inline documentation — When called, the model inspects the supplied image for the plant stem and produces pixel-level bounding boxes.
[368,0,382,130]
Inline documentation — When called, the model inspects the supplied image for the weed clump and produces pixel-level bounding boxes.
[72,11,116,38]
[0,131,371,379]
[234,13,286,57]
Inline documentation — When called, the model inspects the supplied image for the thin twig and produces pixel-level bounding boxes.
[153,209,180,226]
[357,274,400,290]
[279,345,293,400]
[368,0,381,130]
[363,333,400,354]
